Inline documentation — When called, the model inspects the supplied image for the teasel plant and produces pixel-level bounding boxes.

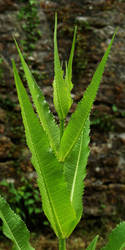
[0,14,124,250]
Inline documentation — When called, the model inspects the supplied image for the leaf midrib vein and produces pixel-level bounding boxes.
[22,105,64,238]
[70,133,83,203]
[0,209,21,250]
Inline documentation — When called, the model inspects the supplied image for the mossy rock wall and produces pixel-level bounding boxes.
[0,0,125,226]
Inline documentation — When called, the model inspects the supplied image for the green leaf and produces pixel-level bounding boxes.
[34,208,41,214]
[0,179,9,187]
[0,195,34,250]
[86,235,99,250]
[53,13,75,120]
[12,60,76,238]
[24,199,34,206]
[14,40,60,157]
[67,25,77,90]
[101,222,125,250]
[28,207,34,215]
[59,30,117,161]
[64,118,90,222]
[63,26,77,115]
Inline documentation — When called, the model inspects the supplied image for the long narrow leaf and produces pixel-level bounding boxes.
[64,118,90,222]
[67,25,77,90]
[64,26,77,113]
[101,222,125,250]
[14,40,60,157]
[12,60,76,238]
[59,30,117,161]
[53,13,73,120]
[0,195,34,250]
[86,235,99,250]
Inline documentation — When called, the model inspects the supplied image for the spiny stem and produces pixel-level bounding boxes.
[59,238,66,250]
[60,119,64,140]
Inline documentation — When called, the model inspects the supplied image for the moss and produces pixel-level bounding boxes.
[17,0,41,53]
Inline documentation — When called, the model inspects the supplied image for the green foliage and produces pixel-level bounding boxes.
[58,30,116,162]
[0,178,42,226]
[0,195,34,250]
[64,118,90,223]
[85,222,125,250]
[0,14,120,250]
[53,14,77,121]
[12,60,76,238]
[101,222,125,250]
[86,235,99,250]
[14,39,60,156]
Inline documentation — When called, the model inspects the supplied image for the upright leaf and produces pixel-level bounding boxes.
[101,222,125,250]
[64,118,90,222]
[59,30,117,161]
[53,13,74,120]
[12,60,76,238]
[86,235,99,250]
[0,195,34,250]
[14,40,60,156]
[66,25,77,90]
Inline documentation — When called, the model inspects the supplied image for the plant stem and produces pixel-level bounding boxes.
[60,119,64,140]
[59,238,66,250]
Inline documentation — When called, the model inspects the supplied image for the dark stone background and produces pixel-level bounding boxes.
[0,0,125,249]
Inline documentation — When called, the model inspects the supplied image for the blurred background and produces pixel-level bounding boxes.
[0,0,125,249]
